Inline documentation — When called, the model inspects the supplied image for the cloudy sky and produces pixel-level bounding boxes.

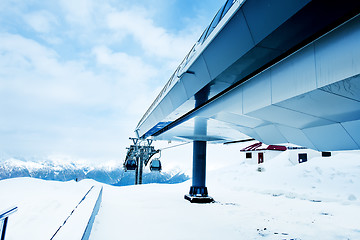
[0,0,225,162]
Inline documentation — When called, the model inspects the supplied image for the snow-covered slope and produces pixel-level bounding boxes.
[0,178,97,240]
[209,150,360,204]
[1,150,360,240]
[90,150,360,240]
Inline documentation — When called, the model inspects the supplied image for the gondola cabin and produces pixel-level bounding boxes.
[124,159,137,171]
[150,159,162,172]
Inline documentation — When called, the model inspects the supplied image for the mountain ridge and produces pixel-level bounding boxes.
[0,158,189,186]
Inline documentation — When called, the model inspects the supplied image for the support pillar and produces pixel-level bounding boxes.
[185,86,213,203]
[135,154,144,185]
[134,156,139,185]
[138,150,144,185]
[185,140,214,203]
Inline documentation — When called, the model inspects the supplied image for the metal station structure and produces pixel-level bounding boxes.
[126,0,360,203]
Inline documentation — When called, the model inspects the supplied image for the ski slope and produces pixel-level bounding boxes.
[1,150,360,239]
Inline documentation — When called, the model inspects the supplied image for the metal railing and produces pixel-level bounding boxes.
[0,207,18,240]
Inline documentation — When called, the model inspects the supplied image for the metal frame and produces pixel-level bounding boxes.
[124,138,161,185]
[0,207,18,240]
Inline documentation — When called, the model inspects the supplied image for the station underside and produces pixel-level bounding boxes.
[154,15,360,152]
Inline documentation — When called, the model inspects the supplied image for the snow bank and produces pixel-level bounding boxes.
[52,185,103,240]
[209,150,360,204]
[91,150,360,240]
[0,178,95,240]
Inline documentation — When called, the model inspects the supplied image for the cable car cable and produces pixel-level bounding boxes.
[159,141,191,151]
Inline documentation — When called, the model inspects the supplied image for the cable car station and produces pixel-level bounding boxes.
[126,0,360,203]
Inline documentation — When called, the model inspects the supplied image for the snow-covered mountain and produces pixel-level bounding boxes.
[0,158,189,186]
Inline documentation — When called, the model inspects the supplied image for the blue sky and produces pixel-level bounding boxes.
[0,0,224,162]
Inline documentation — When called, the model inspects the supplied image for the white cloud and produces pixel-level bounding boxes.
[58,0,94,25]
[92,45,157,82]
[0,33,132,158]
[106,8,196,60]
[0,31,172,160]
[0,0,220,162]
[0,33,95,105]
[24,10,58,33]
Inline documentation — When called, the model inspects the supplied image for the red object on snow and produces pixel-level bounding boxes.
[240,142,262,151]
[240,143,287,152]
[266,145,287,151]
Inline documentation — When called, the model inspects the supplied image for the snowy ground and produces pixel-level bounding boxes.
[0,178,97,240]
[1,149,360,240]
[90,150,360,240]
